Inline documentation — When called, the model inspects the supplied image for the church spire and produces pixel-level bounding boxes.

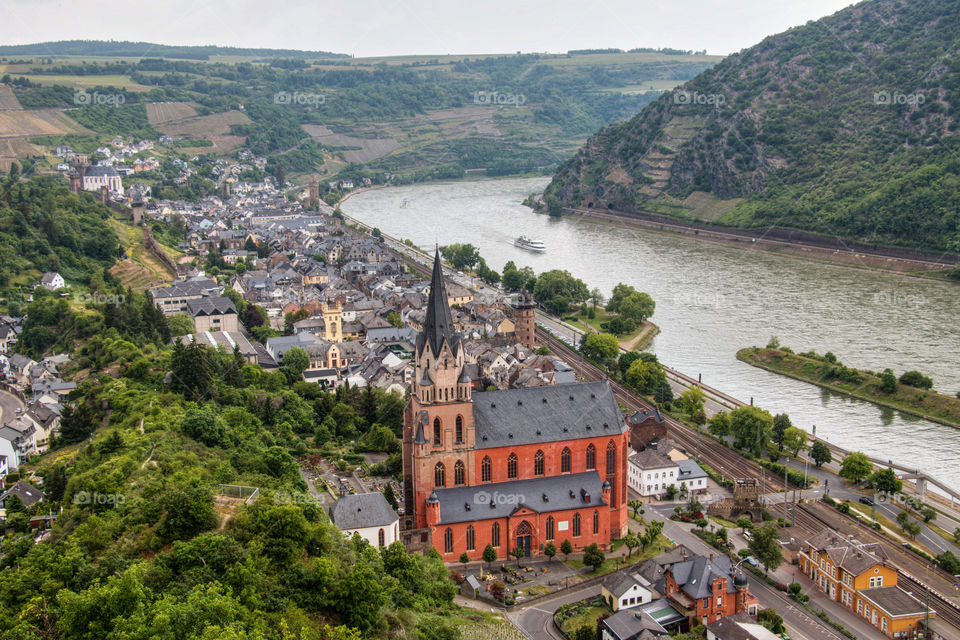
[418,247,461,358]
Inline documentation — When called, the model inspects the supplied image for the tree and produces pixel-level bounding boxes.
[904,521,922,539]
[679,387,706,417]
[839,452,872,484]
[623,532,640,558]
[181,404,228,447]
[583,543,605,572]
[653,380,674,405]
[572,627,594,640]
[921,506,936,523]
[510,546,524,568]
[483,544,497,569]
[810,441,832,468]
[686,495,703,514]
[758,609,785,634]
[628,499,643,519]
[625,358,667,395]
[280,346,311,382]
[899,370,933,389]
[618,351,641,377]
[870,468,902,495]
[782,426,807,456]
[879,368,898,393]
[581,332,619,365]
[544,541,557,561]
[896,510,910,528]
[560,539,573,560]
[728,406,774,455]
[545,194,563,217]
[708,412,731,437]
[488,579,505,601]
[694,518,709,531]
[617,291,655,325]
[501,261,525,291]
[167,313,195,337]
[459,552,470,565]
[748,524,783,573]
[736,516,753,534]
[158,484,218,542]
[606,283,637,312]
[533,269,589,314]
[771,413,791,451]
[937,551,960,574]
[386,311,403,328]
[439,243,480,271]
[383,484,397,510]
[589,287,603,309]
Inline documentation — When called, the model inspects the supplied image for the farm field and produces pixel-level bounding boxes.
[145,101,199,125]
[0,109,90,137]
[0,85,23,110]
[13,74,152,91]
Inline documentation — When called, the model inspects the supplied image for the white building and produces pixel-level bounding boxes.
[677,459,709,495]
[628,448,679,498]
[82,165,123,196]
[329,492,399,547]
[40,272,65,291]
[601,573,654,612]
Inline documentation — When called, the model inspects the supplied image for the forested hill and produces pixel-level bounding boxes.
[0,40,349,60]
[0,174,119,290]
[546,0,960,253]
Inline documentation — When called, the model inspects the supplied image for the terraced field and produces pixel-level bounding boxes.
[145,101,199,125]
[302,124,400,162]
[154,110,250,152]
[0,85,22,110]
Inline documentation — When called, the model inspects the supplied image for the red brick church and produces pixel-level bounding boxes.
[402,250,630,561]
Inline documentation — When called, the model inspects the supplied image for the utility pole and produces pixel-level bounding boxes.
[696,425,701,462]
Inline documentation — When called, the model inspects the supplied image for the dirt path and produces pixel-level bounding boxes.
[618,321,660,352]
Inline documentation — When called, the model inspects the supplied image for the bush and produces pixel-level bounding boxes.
[899,370,934,389]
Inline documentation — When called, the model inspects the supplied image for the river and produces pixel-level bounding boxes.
[343,177,960,488]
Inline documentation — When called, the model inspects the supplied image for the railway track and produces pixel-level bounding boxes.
[535,328,788,492]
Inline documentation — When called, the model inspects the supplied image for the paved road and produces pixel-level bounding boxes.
[0,388,24,424]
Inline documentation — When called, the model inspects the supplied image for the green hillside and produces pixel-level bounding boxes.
[546,0,960,252]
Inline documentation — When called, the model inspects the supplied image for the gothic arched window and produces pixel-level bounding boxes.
[586,444,596,470]
[507,453,518,479]
[481,456,491,482]
[454,460,465,485]
[534,450,545,476]
[561,447,571,473]
[434,462,445,487]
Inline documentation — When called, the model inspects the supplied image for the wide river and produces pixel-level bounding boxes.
[344,177,960,489]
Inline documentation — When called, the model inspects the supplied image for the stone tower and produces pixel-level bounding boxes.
[308,176,320,210]
[402,248,475,529]
[512,290,536,349]
[321,300,342,343]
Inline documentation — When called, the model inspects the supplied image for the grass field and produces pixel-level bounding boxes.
[738,347,960,429]
[155,109,250,152]
[0,85,23,110]
[107,219,179,290]
[0,109,90,137]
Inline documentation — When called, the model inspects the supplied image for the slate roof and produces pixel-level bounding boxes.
[417,249,461,358]
[0,481,43,507]
[603,573,648,599]
[601,608,668,640]
[664,554,746,599]
[804,528,889,576]
[432,471,605,525]
[629,449,676,471]
[677,459,707,481]
[472,381,626,449]
[186,296,237,316]
[705,613,779,640]
[85,165,119,177]
[329,492,398,530]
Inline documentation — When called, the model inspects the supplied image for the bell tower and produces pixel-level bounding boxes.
[402,248,475,529]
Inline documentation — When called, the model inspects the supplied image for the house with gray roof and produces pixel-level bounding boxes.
[329,492,399,548]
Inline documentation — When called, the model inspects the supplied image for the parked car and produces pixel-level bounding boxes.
[859,496,874,506]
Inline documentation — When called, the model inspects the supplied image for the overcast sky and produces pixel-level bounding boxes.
[0,0,856,58]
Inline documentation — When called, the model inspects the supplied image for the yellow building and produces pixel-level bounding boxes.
[799,528,932,638]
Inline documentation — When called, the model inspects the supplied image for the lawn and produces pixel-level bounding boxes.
[565,534,672,576]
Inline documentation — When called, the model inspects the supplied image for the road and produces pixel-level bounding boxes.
[0,387,24,424]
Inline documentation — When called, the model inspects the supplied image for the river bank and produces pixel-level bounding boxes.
[737,347,960,430]
[563,206,959,279]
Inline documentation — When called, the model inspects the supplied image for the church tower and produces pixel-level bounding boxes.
[512,290,536,350]
[402,249,475,529]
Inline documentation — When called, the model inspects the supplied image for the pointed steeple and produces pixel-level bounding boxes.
[417,247,461,358]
